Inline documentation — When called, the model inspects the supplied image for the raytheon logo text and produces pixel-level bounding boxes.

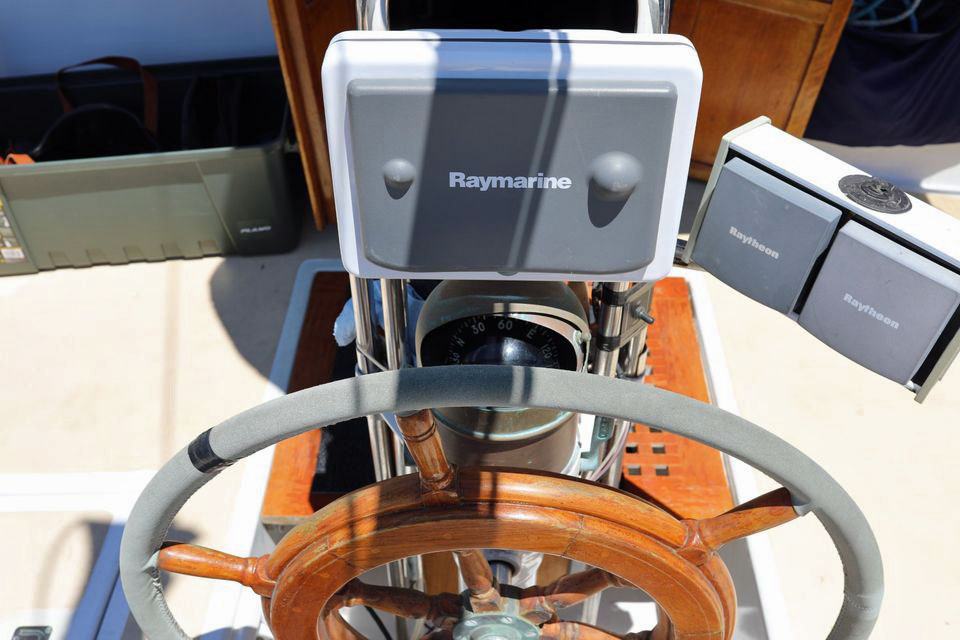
[843,293,900,329]
[728,226,780,260]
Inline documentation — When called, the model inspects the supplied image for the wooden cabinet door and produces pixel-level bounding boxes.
[268,0,356,228]
[671,0,852,179]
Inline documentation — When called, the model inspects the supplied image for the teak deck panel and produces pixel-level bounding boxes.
[261,272,351,526]
[619,278,735,519]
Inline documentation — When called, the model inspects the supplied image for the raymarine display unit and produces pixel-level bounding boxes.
[684,117,960,402]
[321,30,701,281]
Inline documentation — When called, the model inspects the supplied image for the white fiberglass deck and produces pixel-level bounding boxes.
[2,191,959,639]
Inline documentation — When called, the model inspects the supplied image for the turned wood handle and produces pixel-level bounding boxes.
[695,488,799,551]
[520,568,627,620]
[157,543,274,596]
[396,410,454,492]
[324,579,461,625]
[455,549,502,612]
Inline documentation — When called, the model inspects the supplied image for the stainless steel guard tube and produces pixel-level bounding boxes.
[120,365,883,640]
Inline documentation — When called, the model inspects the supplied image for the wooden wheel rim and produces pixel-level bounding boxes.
[265,468,735,640]
[128,366,880,640]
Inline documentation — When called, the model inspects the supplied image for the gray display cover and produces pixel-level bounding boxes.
[692,157,841,313]
[347,78,677,274]
[799,221,960,384]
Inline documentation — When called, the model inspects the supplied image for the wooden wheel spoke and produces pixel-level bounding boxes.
[396,410,455,500]
[325,579,461,628]
[454,550,501,611]
[685,488,799,554]
[156,542,274,596]
[539,621,650,640]
[321,611,367,640]
[519,569,627,622]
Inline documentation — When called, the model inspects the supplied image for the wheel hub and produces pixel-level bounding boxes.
[452,614,540,640]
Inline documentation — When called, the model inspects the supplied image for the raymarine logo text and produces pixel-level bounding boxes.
[729,226,780,260]
[843,293,900,329]
[449,172,572,191]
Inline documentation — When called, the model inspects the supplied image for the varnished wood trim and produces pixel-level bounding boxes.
[267,0,354,228]
[786,0,854,134]
[422,552,460,595]
[689,160,713,183]
[722,0,832,24]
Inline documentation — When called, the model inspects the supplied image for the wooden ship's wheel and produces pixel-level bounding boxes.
[156,408,798,640]
[120,365,882,640]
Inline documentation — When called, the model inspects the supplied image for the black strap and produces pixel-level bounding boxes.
[187,429,235,473]
[55,56,158,135]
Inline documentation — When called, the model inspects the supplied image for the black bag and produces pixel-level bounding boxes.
[180,75,244,150]
[30,56,159,162]
[806,8,960,146]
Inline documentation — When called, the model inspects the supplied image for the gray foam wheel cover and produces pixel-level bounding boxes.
[120,365,883,640]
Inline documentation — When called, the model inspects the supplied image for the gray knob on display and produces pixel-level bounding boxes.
[383,158,416,198]
[589,152,642,201]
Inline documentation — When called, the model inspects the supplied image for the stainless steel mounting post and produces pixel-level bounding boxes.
[602,284,654,487]
[381,277,423,597]
[350,274,410,639]
[381,278,414,477]
[581,280,631,626]
[350,274,395,483]
[352,4,410,633]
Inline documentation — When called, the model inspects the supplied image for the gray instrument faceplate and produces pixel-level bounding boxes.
[692,157,841,313]
[347,78,677,274]
[799,221,960,384]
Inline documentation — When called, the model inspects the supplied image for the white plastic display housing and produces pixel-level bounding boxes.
[685,117,960,402]
[321,29,702,282]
